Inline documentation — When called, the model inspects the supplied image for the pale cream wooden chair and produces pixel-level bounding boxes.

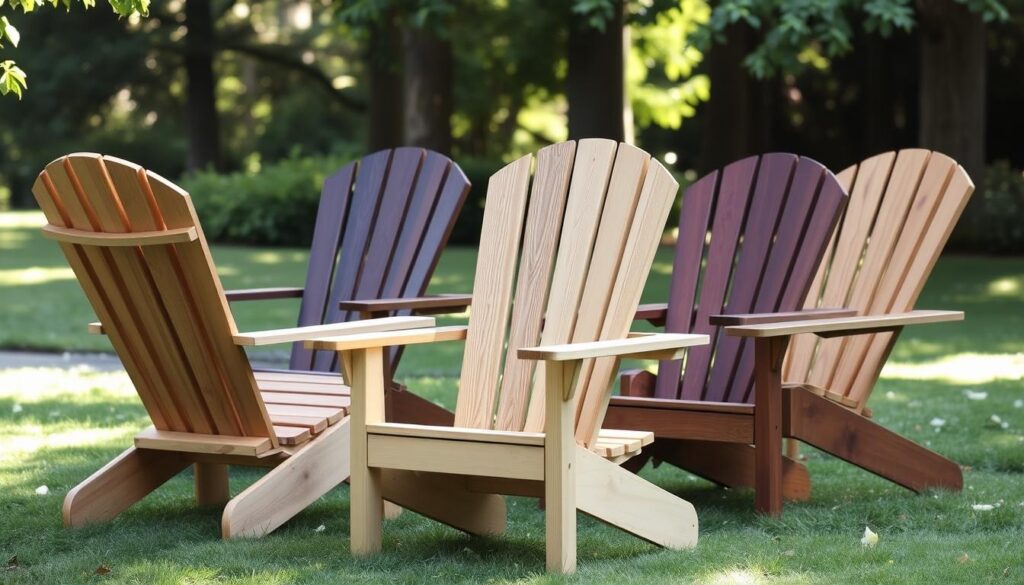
[303,140,707,573]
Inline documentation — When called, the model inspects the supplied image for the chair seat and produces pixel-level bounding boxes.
[254,370,350,446]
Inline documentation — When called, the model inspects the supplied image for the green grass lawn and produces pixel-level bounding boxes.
[1,210,1023,583]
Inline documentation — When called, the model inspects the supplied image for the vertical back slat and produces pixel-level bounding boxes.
[522,139,619,431]
[493,143,577,431]
[703,154,798,402]
[654,171,717,399]
[290,163,357,370]
[676,158,758,400]
[311,150,393,370]
[574,161,679,445]
[454,155,534,429]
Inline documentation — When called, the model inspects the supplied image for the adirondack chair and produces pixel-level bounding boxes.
[302,139,707,573]
[225,148,471,425]
[607,149,972,515]
[33,153,451,538]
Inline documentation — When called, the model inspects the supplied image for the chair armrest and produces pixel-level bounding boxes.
[517,332,708,362]
[233,316,436,346]
[338,294,472,315]
[724,309,963,338]
[224,287,304,302]
[304,325,468,352]
[633,303,668,326]
[709,308,857,326]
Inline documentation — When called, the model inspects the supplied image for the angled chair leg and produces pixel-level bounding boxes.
[221,420,350,538]
[576,447,697,549]
[63,447,190,528]
[785,386,963,492]
[650,439,811,501]
[380,470,506,535]
[195,463,230,507]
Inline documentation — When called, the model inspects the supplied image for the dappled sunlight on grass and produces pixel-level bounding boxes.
[0,210,45,228]
[987,276,1021,297]
[0,427,133,462]
[882,352,1024,384]
[0,266,76,286]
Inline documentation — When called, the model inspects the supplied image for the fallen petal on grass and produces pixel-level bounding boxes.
[972,504,995,511]
[929,417,946,428]
[11,403,22,414]
[964,390,988,400]
[34,485,48,496]
[861,526,878,547]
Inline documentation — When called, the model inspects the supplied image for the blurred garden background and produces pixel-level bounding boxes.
[2,0,1024,582]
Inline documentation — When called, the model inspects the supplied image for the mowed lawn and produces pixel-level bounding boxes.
[1,209,1023,584]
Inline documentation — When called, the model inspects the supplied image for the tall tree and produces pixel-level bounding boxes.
[184,0,223,172]
[567,0,625,141]
[403,24,453,154]
[918,0,987,181]
[367,11,403,151]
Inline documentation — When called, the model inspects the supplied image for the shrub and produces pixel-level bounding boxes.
[948,162,1024,255]
[180,151,360,247]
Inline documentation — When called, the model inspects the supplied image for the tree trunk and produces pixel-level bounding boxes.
[567,0,625,141]
[917,0,986,183]
[367,12,403,152]
[403,26,453,154]
[184,0,223,172]
[698,22,773,173]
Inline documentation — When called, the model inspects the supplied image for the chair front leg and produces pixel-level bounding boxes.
[347,347,387,556]
[753,336,790,516]
[544,359,581,574]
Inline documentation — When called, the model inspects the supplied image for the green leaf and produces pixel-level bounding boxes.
[0,60,28,99]
[2,16,20,47]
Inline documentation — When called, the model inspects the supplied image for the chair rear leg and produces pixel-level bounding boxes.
[64,447,190,528]
[195,463,229,506]
[380,470,506,535]
[786,386,963,492]
[575,447,698,549]
[221,420,350,538]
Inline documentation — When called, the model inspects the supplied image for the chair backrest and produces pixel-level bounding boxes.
[451,139,679,447]
[785,149,975,410]
[654,154,849,403]
[33,154,276,445]
[290,148,471,372]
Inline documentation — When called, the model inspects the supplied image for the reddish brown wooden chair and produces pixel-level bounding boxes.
[224,148,471,424]
[607,150,972,515]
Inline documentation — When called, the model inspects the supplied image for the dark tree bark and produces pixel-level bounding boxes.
[917,0,986,183]
[368,12,403,152]
[183,0,223,172]
[567,0,625,141]
[698,23,770,173]
[403,25,453,154]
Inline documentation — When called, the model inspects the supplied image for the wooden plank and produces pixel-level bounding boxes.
[494,142,576,431]
[349,347,387,555]
[234,316,435,346]
[290,161,356,370]
[338,294,472,313]
[677,157,759,401]
[544,360,577,573]
[261,391,349,409]
[603,403,754,443]
[305,325,467,352]
[609,395,755,415]
[256,380,348,396]
[41,224,198,246]
[134,427,272,456]
[379,469,507,535]
[454,154,534,429]
[225,287,304,302]
[709,308,857,326]
[518,333,706,361]
[273,425,312,446]
[264,403,345,424]
[574,159,681,445]
[268,414,328,434]
[654,168,718,399]
[366,422,544,446]
[754,337,786,516]
[367,434,544,481]
[725,310,963,338]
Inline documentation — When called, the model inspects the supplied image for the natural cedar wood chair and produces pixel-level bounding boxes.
[35,153,445,538]
[303,139,706,573]
[608,149,971,515]
[225,148,471,425]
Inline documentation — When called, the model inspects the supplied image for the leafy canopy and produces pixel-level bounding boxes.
[0,0,149,97]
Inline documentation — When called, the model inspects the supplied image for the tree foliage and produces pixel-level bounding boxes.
[0,0,148,97]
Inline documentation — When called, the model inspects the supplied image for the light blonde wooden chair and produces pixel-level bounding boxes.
[303,139,707,573]
[33,153,442,538]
